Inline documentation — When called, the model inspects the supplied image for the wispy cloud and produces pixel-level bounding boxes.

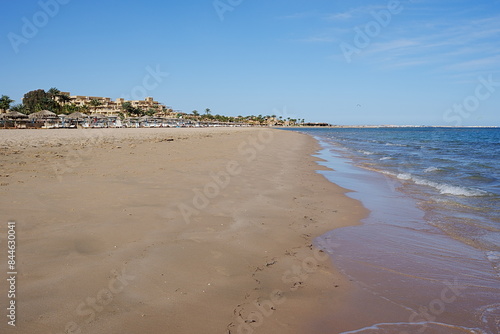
[297,36,338,43]
[291,1,500,79]
[325,5,385,21]
[281,5,385,21]
[443,55,500,72]
[348,11,499,71]
[366,39,420,54]
[278,11,318,20]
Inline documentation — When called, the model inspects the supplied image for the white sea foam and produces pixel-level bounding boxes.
[478,303,500,332]
[385,142,407,147]
[396,173,487,197]
[486,251,500,262]
[379,156,392,161]
[396,173,412,180]
[424,166,440,173]
[423,181,486,197]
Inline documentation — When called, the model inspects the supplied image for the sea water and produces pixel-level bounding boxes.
[293,127,500,334]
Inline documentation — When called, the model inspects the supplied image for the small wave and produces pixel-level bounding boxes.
[395,173,488,197]
[424,182,485,196]
[424,166,440,173]
[379,157,392,161]
[429,183,487,197]
[396,173,412,180]
[385,142,408,147]
[357,150,374,155]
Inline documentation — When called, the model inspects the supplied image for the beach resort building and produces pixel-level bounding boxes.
[59,93,170,116]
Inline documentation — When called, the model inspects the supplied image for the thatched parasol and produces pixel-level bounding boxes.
[29,110,58,120]
[90,113,106,119]
[67,111,89,119]
[3,111,28,119]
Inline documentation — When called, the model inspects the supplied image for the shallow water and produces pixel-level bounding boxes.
[292,128,500,334]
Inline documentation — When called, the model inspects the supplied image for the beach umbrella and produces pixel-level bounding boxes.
[29,110,58,120]
[90,113,106,119]
[67,111,89,119]
[3,111,28,119]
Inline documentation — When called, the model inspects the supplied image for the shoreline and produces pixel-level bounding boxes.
[0,128,367,333]
[298,128,500,334]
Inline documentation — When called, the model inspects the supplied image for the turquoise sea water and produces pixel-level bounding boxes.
[292,128,500,334]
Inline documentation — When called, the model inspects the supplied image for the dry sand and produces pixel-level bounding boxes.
[0,127,367,334]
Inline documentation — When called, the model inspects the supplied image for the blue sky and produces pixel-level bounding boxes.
[2,0,500,125]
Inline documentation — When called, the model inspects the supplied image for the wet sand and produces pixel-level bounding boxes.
[0,128,367,334]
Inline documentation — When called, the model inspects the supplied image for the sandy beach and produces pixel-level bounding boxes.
[0,128,367,334]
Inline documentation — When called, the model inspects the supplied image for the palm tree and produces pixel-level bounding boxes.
[121,102,132,116]
[205,108,211,115]
[61,103,79,115]
[80,105,90,114]
[192,110,199,116]
[10,104,27,114]
[0,95,14,112]
[59,93,71,105]
[121,102,143,117]
[47,87,61,98]
[89,99,102,113]
[47,88,66,113]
